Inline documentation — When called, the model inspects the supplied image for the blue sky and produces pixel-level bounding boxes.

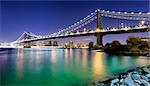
[0,1,149,44]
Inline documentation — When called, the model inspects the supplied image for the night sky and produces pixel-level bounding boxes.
[1,1,149,44]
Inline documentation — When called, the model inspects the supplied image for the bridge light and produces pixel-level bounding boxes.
[95,10,97,12]
[71,25,74,27]
[91,12,94,15]
[124,12,127,14]
[107,11,110,13]
[118,11,121,14]
[123,28,128,31]
[140,20,145,25]
[139,12,142,14]
[95,28,101,32]
[89,30,94,33]
[131,12,134,14]
[97,9,100,12]
[147,12,150,14]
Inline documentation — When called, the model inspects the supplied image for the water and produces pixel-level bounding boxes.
[0,48,150,86]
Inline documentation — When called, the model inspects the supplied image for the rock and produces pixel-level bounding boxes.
[133,82,140,86]
[111,78,119,83]
[119,78,124,83]
[93,66,150,86]
[141,75,149,81]
[140,79,150,86]
[120,85,127,86]
[121,79,127,85]
[124,75,135,86]
[98,83,105,86]
[145,74,150,80]
[131,74,142,82]
[110,78,119,86]
[133,80,142,84]
[142,67,150,74]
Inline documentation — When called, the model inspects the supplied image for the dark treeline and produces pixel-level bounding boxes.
[104,37,150,55]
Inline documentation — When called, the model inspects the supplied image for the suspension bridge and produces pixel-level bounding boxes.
[9,9,150,48]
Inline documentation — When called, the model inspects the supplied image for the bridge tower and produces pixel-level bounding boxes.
[95,10,104,48]
[23,32,31,48]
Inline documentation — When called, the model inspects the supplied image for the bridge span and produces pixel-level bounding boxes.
[10,9,150,48]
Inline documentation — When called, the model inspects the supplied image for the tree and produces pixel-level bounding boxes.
[139,41,150,51]
[111,40,121,47]
[127,37,141,47]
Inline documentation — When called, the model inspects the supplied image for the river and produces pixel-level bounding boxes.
[0,48,150,86]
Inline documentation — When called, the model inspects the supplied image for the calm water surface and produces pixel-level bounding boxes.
[0,48,150,86]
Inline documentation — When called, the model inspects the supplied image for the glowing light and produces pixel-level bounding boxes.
[97,9,100,12]
[118,11,121,14]
[92,52,105,80]
[147,12,150,14]
[95,28,101,32]
[124,28,128,31]
[139,12,142,14]
[124,12,127,14]
[131,12,134,14]
[140,20,145,25]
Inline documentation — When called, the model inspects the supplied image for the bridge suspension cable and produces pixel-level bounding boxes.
[97,9,150,20]
[13,32,38,43]
[52,9,150,36]
[52,10,97,35]
[12,9,150,44]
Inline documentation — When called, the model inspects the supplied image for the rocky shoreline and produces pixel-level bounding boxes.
[92,65,150,86]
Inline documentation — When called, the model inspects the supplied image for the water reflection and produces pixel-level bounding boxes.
[64,49,69,64]
[16,49,24,79]
[92,51,105,81]
[81,49,88,68]
[135,56,150,66]
[35,49,41,71]
[0,48,150,86]
[0,50,9,70]
[51,48,57,64]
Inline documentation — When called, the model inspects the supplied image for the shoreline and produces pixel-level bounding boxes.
[92,65,150,86]
[105,51,150,56]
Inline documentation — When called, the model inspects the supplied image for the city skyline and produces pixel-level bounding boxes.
[1,1,149,44]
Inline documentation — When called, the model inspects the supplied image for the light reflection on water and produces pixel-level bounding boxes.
[0,48,150,86]
[92,52,105,81]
